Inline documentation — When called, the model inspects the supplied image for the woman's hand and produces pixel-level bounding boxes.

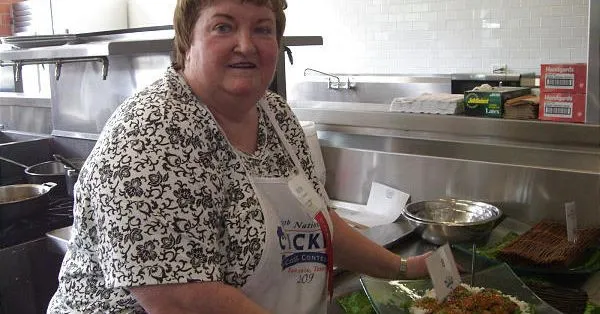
[406,251,432,279]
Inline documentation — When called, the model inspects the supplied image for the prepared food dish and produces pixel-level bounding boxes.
[409,283,531,314]
[360,264,561,314]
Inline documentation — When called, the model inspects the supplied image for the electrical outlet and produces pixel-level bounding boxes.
[491,64,507,74]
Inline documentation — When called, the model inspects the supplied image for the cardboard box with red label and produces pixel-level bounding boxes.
[540,63,587,94]
[539,92,586,123]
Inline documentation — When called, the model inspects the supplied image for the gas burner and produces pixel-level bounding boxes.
[48,197,74,208]
[47,197,75,217]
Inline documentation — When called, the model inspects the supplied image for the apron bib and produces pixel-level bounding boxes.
[239,100,333,314]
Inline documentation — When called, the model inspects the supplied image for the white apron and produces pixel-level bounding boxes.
[239,100,334,314]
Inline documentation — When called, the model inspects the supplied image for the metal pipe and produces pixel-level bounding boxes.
[1,57,110,80]
[15,62,22,82]
[55,61,62,80]
[101,57,109,80]
[303,68,341,84]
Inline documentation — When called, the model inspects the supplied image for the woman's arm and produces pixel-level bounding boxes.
[329,210,430,279]
[130,281,270,314]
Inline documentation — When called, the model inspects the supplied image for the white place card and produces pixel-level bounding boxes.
[425,244,461,302]
[365,182,410,218]
[330,182,410,228]
[565,201,578,243]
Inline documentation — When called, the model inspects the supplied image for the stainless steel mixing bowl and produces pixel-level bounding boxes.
[403,199,502,245]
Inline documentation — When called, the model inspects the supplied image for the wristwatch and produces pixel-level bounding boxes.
[397,257,408,279]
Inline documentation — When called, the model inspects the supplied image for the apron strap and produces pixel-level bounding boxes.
[315,211,334,302]
[260,99,335,301]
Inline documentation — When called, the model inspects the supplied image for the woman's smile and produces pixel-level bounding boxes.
[228,62,258,69]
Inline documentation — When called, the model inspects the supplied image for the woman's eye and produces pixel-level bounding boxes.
[214,24,233,33]
[255,26,274,35]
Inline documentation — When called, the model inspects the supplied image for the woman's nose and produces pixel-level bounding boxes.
[234,30,257,55]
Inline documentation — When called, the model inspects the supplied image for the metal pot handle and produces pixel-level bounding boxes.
[0,156,29,169]
[42,182,58,190]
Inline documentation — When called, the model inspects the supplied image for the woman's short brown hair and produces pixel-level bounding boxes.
[172,0,287,71]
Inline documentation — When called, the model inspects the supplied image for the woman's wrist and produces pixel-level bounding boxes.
[405,252,432,279]
[395,257,408,279]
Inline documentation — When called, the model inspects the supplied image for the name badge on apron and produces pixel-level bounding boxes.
[288,173,327,218]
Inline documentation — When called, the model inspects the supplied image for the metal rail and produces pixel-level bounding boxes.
[0,57,109,81]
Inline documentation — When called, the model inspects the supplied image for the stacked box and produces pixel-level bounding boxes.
[539,93,586,123]
[539,63,587,123]
[463,87,531,118]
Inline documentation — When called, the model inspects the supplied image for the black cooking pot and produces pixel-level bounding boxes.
[0,182,57,226]
[0,156,67,196]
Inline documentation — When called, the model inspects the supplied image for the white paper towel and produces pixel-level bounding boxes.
[52,0,128,34]
[390,93,465,115]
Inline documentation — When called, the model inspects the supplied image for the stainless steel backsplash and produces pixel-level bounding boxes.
[320,138,600,227]
[49,54,171,138]
[290,106,600,227]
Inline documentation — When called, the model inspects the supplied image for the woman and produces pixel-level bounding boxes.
[48,0,430,313]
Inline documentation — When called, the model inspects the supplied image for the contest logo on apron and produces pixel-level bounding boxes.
[277,220,328,272]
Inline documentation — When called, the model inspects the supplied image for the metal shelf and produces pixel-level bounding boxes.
[291,101,600,147]
[0,29,323,61]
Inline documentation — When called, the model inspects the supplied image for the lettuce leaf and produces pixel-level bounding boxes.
[337,291,376,314]
[585,302,600,314]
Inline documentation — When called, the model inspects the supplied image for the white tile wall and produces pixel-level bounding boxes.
[284,0,590,92]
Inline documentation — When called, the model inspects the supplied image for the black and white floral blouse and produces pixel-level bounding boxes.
[47,67,323,313]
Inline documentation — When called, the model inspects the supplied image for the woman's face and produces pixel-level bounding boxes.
[184,0,279,101]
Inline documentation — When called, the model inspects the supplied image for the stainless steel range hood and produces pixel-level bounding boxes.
[0,28,323,139]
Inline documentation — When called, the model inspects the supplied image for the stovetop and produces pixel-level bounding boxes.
[0,196,74,249]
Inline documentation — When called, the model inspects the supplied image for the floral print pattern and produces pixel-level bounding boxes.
[47,67,322,313]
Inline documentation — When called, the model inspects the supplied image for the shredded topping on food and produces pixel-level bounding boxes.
[410,284,530,314]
